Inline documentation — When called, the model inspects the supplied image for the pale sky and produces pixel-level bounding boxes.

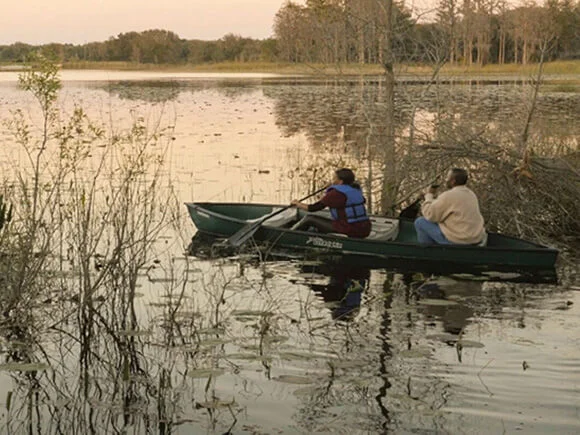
[0,0,289,44]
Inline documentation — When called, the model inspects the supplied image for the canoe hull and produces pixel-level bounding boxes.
[185,202,559,269]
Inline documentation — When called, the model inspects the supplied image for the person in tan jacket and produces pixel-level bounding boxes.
[414,168,486,245]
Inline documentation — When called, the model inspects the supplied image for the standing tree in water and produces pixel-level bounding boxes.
[380,0,397,214]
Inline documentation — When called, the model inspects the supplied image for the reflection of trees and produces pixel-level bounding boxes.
[290,269,455,432]
[287,261,567,432]
[266,80,580,155]
[105,81,182,103]
[0,251,570,433]
[101,80,261,103]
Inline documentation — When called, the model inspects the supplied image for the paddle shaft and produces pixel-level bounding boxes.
[226,185,328,246]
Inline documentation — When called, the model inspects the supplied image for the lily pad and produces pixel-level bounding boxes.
[418,299,458,306]
[279,351,316,361]
[450,273,488,281]
[263,336,289,344]
[426,334,484,348]
[447,295,466,301]
[198,328,226,335]
[426,333,461,343]
[293,387,318,398]
[235,316,257,323]
[399,348,432,359]
[188,368,225,379]
[457,340,485,348]
[513,338,544,346]
[482,271,522,279]
[239,344,261,351]
[274,375,315,384]
[279,351,337,361]
[297,261,323,266]
[330,360,368,369]
[0,362,50,372]
[196,399,235,409]
[225,353,272,362]
[199,339,230,347]
[231,310,274,317]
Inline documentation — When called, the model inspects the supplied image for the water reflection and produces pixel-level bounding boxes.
[186,231,559,284]
[296,261,369,321]
[100,79,261,102]
[92,78,580,152]
[0,231,576,434]
[263,81,580,148]
[1,71,578,434]
[412,276,479,335]
[106,80,182,103]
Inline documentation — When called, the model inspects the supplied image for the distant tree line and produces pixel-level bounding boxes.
[0,30,279,64]
[274,0,580,65]
[1,0,579,66]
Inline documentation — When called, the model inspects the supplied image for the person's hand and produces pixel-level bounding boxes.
[291,199,300,206]
[424,185,438,196]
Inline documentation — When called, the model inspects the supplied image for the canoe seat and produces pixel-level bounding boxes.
[367,218,399,242]
[247,208,298,228]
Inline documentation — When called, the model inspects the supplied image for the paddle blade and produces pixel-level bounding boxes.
[226,221,261,247]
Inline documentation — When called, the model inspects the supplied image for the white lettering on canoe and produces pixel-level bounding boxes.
[306,236,343,250]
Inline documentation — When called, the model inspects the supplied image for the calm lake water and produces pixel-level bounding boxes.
[0,71,578,434]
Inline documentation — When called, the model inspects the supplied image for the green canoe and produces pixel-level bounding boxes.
[185,202,559,269]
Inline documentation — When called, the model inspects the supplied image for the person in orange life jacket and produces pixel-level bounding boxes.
[290,168,372,238]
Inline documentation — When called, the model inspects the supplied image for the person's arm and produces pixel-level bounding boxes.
[291,200,325,212]
[421,191,451,223]
[291,189,344,212]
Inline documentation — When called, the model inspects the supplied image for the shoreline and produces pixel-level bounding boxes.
[1,61,579,89]
[1,60,579,75]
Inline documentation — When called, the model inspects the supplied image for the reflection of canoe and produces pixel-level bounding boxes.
[185,202,559,269]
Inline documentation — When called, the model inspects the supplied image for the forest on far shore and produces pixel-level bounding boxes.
[1,0,579,67]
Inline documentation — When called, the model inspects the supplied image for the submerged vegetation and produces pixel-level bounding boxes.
[0,53,178,377]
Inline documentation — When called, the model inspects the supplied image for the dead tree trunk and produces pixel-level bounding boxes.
[380,0,397,213]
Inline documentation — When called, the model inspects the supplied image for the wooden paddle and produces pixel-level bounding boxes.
[225,186,328,247]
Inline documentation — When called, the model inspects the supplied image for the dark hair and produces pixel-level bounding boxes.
[335,168,360,189]
[450,168,468,185]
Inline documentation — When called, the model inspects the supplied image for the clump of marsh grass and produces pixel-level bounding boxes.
[0,53,178,350]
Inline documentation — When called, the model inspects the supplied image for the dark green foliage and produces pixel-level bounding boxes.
[0,30,272,65]
[272,0,580,64]
[0,1,578,66]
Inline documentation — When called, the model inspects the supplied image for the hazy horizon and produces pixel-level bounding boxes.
[0,0,290,45]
